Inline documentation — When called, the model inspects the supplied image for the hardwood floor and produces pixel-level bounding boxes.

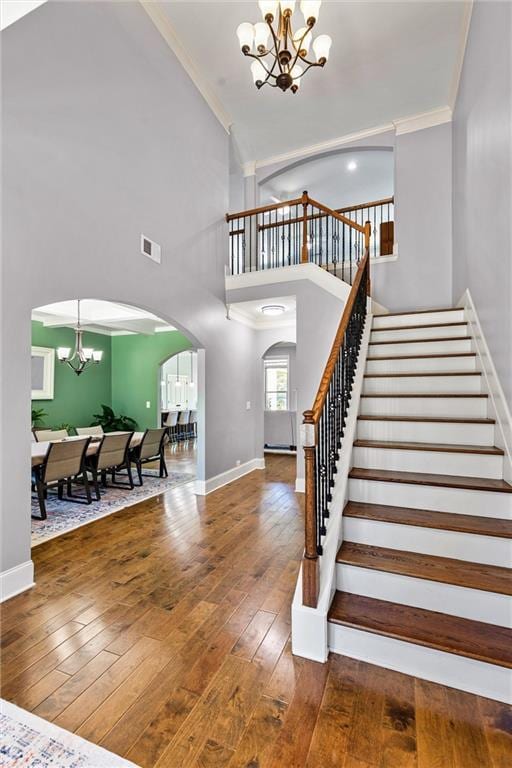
[1,452,511,767]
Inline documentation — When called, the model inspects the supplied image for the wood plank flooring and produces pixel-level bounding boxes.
[1,449,511,767]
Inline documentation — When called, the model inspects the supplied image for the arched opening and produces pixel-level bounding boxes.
[30,298,201,545]
[262,341,297,455]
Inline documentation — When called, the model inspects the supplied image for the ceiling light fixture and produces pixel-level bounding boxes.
[56,299,103,376]
[261,304,286,316]
[347,160,358,171]
[237,1,332,94]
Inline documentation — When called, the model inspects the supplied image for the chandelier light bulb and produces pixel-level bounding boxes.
[92,350,103,363]
[258,0,278,20]
[254,22,270,52]
[313,33,332,62]
[57,347,71,361]
[251,59,267,85]
[82,348,94,362]
[236,22,255,51]
[280,0,296,16]
[293,26,312,54]
[300,0,321,24]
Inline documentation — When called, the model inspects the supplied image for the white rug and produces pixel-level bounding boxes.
[0,699,138,767]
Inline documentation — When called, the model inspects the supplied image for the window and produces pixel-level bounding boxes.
[264,356,288,411]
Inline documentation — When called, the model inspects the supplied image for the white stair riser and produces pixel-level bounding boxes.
[343,518,512,567]
[372,310,466,329]
[363,375,482,395]
[348,478,512,519]
[356,419,495,446]
[352,446,503,480]
[366,356,477,374]
[371,325,469,343]
[336,564,511,627]
[369,339,473,357]
[328,624,512,704]
[360,396,488,419]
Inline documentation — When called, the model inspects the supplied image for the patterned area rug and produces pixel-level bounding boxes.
[31,470,195,546]
[0,699,137,767]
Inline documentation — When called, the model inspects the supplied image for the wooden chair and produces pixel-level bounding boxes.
[129,428,168,486]
[32,437,91,520]
[76,425,104,437]
[34,428,69,442]
[86,431,134,500]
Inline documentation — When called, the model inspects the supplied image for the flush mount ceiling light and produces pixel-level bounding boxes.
[261,304,286,316]
[56,299,103,376]
[237,1,332,94]
[347,160,358,171]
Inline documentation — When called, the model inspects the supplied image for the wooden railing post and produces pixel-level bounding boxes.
[364,220,372,296]
[302,410,319,608]
[301,190,309,263]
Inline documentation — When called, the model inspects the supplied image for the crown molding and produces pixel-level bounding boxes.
[449,0,473,110]
[139,1,232,133]
[393,106,452,135]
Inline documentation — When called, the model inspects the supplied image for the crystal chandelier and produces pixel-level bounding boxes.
[236,1,332,94]
[56,300,103,376]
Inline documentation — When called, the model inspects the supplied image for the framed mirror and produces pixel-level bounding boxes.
[31,346,55,399]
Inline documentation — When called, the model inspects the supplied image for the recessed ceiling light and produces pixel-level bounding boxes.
[261,305,286,316]
[347,160,357,171]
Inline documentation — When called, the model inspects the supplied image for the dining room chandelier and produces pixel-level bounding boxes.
[236,1,332,94]
[56,299,103,376]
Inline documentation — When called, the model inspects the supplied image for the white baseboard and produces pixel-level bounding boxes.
[458,289,512,483]
[195,457,265,496]
[0,560,34,603]
[295,477,305,493]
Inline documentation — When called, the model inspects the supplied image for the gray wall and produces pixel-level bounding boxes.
[0,1,260,576]
[452,0,512,404]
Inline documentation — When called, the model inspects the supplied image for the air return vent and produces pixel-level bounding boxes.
[141,234,161,264]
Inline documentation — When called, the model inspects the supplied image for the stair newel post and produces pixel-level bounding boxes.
[302,409,319,608]
[301,190,309,263]
[364,220,372,296]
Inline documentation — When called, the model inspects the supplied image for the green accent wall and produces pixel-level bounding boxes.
[32,322,191,432]
[31,321,111,429]
[111,332,191,431]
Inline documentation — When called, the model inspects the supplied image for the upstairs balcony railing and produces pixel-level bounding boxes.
[226,192,392,281]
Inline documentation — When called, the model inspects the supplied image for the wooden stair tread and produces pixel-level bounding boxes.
[375,307,460,318]
[364,371,481,378]
[372,322,468,332]
[360,393,488,398]
[353,439,503,456]
[358,415,495,424]
[369,336,471,346]
[367,352,476,361]
[336,542,512,595]
[344,501,512,539]
[328,592,512,668]
[349,467,512,493]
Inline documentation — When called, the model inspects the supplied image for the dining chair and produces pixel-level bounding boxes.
[164,411,179,442]
[177,410,190,441]
[76,425,104,437]
[189,410,197,438]
[34,428,69,442]
[86,431,134,500]
[129,427,168,485]
[32,437,91,520]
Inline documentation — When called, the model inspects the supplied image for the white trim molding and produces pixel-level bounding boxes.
[0,560,35,602]
[139,1,232,133]
[458,289,512,484]
[449,0,473,109]
[195,457,265,496]
[393,106,452,135]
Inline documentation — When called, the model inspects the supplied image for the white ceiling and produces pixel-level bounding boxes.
[260,148,393,208]
[0,0,47,30]
[158,1,470,162]
[32,299,176,336]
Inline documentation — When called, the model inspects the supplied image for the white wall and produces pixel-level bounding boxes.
[452,0,512,404]
[0,2,260,583]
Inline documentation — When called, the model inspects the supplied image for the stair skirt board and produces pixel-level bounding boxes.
[343,518,512,567]
[336,564,511,627]
[359,396,488,418]
[356,419,495,446]
[327,623,512,704]
[368,339,473,357]
[370,325,469,343]
[365,355,477,374]
[351,446,503,480]
[362,374,482,395]
[372,309,466,329]
[348,478,512,518]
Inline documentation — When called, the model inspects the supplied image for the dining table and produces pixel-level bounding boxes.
[31,431,145,468]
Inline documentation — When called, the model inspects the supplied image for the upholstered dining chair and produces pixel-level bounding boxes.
[32,437,91,520]
[164,411,179,442]
[34,428,69,442]
[76,425,104,437]
[86,431,134,499]
[177,410,190,441]
[189,410,197,438]
[129,427,168,485]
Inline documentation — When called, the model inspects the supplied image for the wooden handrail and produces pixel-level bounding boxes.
[225,196,303,222]
[306,196,366,233]
[308,246,370,425]
[335,196,394,215]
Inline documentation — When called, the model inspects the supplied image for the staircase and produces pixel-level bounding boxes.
[327,307,512,703]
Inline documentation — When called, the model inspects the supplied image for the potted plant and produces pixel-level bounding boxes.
[92,404,137,432]
[31,406,47,428]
